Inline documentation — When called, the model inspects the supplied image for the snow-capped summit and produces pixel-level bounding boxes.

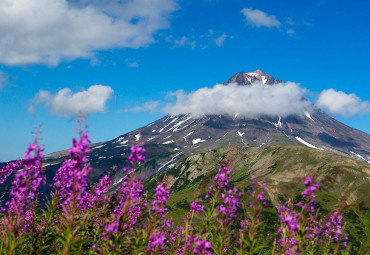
[31,70,370,185]
[224,69,283,86]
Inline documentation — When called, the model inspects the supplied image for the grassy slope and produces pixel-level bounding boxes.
[144,144,370,248]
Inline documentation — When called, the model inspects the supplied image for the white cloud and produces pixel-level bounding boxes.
[169,30,230,49]
[214,33,227,47]
[33,85,114,117]
[122,101,159,112]
[316,89,370,117]
[173,36,197,49]
[0,0,177,66]
[241,8,281,28]
[165,82,312,117]
[0,71,7,90]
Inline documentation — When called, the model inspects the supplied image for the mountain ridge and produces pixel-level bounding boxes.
[224,69,283,85]
[2,70,369,186]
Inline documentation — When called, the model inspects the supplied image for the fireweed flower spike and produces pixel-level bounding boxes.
[96,143,148,252]
[151,182,170,218]
[218,186,244,224]
[190,198,204,214]
[193,240,212,255]
[128,145,146,165]
[5,137,45,226]
[0,160,21,185]
[91,174,112,206]
[52,120,92,211]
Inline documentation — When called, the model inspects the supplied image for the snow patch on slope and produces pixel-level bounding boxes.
[184,131,194,143]
[93,144,106,149]
[274,116,282,128]
[305,112,314,121]
[192,138,206,145]
[135,134,141,142]
[171,116,193,132]
[159,117,178,133]
[147,136,157,142]
[295,137,324,150]
[157,152,183,172]
[350,151,370,164]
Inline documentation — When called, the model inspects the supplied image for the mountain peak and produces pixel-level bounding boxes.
[248,68,266,75]
[224,69,282,86]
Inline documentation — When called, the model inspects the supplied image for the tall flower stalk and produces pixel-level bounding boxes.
[1,128,45,253]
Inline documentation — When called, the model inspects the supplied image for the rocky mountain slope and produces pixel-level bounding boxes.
[10,69,370,185]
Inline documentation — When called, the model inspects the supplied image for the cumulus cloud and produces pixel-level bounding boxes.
[316,89,370,117]
[0,0,177,66]
[214,33,227,47]
[33,85,114,118]
[121,101,159,112]
[165,82,312,117]
[241,8,281,28]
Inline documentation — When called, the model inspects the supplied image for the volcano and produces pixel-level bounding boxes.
[38,70,370,184]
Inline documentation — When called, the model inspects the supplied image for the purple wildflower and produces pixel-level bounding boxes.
[213,164,232,191]
[324,211,344,243]
[151,183,170,218]
[104,220,119,234]
[190,198,204,213]
[0,160,21,184]
[6,141,45,221]
[53,127,92,211]
[193,240,212,255]
[277,204,300,253]
[92,174,111,205]
[110,177,144,232]
[128,145,146,165]
[218,186,244,223]
[147,231,166,252]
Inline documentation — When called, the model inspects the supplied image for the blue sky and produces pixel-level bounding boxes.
[0,0,370,161]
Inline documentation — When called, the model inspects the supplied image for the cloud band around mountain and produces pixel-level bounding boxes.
[165,82,312,117]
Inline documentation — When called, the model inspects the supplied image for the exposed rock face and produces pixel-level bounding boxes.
[224,69,283,86]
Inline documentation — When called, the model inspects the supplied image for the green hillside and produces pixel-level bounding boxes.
[144,145,370,249]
